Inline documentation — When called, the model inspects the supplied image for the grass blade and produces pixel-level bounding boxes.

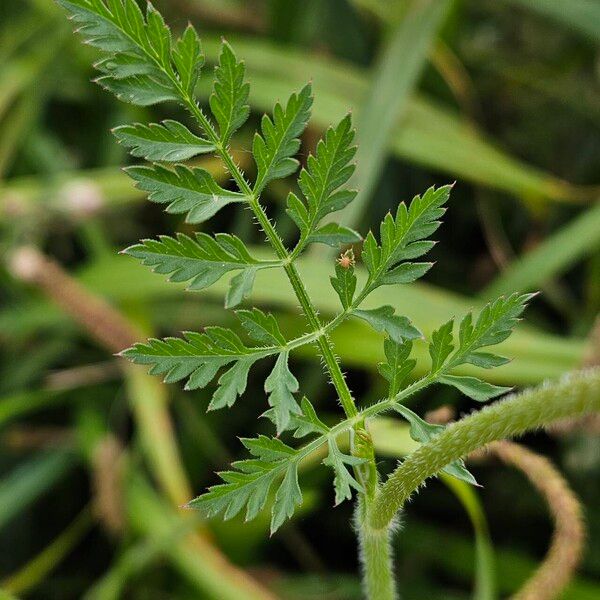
[481,203,600,300]
[505,0,600,43]
[0,450,74,530]
[345,0,452,227]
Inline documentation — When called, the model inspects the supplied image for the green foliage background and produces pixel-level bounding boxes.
[0,0,599,598]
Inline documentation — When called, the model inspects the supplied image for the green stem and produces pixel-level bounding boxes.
[357,498,397,600]
[369,368,600,530]
[176,85,391,586]
[181,95,364,423]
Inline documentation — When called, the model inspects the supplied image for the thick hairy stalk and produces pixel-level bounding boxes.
[356,499,397,600]
[491,441,584,600]
[369,368,600,530]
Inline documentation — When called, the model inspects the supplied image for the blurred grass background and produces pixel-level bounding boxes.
[1,0,599,598]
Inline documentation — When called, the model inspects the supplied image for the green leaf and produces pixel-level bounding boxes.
[393,404,477,486]
[381,261,433,285]
[225,269,256,309]
[330,262,357,310]
[322,438,364,505]
[208,358,255,410]
[290,397,329,439]
[113,120,214,162]
[464,352,510,369]
[306,223,361,247]
[361,185,450,292]
[58,0,180,105]
[429,318,454,372]
[172,24,203,95]
[58,0,140,55]
[125,164,245,223]
[123,233,264,296]
[271,462,302,534]
[287,115,357,248]
[264,352,301,434]
[187,435,303,532]
[378,339,416,398]
[237,308,286,346]
[210,41,250,143]
[439,374,512,402]
[120,328,273,403]
[253,84,313,192]
[353,306,422,344]
[96,73,178,106]
[452,293,535,366]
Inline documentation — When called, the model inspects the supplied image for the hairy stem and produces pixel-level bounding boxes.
[183,96,360,419]
[356,498,397,600]
[369,368,600,530]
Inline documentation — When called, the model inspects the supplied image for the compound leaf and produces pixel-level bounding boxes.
[322,438,364,505]
[378,339,416,398]
[210,40,250,143]
[125,164,245,223]
[290,397,329,439]
[123,233,267,300]
[237,308,286,346]
[439,374,512,402]
[264,352,301,434]
[454,293,535,364]
[287,114,358,249]
[330,263,357,309]
[353,306,422,344]
[253,84,313,192]
[361,185,450,292]
[188,435,303,532]
[58,0,180,105]
[113,120,213,161]
[120,328,274,408]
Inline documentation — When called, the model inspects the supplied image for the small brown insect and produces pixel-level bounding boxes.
[336,249,355,269]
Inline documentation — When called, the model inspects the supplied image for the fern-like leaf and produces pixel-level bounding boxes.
[123,233,277,307]
[322,438,365,505]
[120,328,276,408]
[264,352,301,434]
[125,164,244,223]
[361,185,450,293]
[59,0,181,106]
[352,306,422,344]
[187,435,302,532]
[253,84,313,192]
[113,120,213,161]
[210,41,250,144]
[287,114,360,250]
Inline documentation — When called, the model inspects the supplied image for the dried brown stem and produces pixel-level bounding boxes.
[9,247,140,352]
[8,246,277,600]
[491,441,584,600]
